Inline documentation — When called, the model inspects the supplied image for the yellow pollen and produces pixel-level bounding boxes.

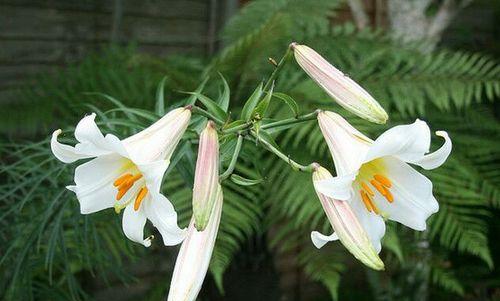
[361,182,374,196]
[383,187,394,203]
[370,179,386,195]
[115,173,143,200]
[113,173,133,187]
[374,174,392,187]
[134,187,148,211]
[360,190,373,212]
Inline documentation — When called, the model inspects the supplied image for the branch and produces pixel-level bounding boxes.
[427,0,472,41]
[346,0,370,29]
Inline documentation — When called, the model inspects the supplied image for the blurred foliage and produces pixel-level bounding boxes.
[1,0,500,300]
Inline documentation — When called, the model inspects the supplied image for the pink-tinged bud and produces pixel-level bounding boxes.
[192,121,220,231]
[291,43,388,124]
[124,107,191,163]
[167,186,223,301]
[312,165,384,270]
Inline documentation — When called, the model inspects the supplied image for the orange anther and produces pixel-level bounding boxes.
[113,173,132,187]
[134,187,148,211]
[360,190,373,212]
[361,182,374,196]
[370,199,380,214]
[383,188,394,203]
[130,174,143,182]
[116,183,132,200]
[117,173,143,190]
[370,179,386,195]
[374,174,392,188]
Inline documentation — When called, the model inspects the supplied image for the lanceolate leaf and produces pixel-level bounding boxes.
[253,82,274,119]
[155,76,168,115]
[219,73,231,112]
[240,82,263,121]
[187,92,228,121]
[272,92,299,117]
[230,174,264,186]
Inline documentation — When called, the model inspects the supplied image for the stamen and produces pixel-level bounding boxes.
[115,173,143,200]
[370,179,386,196]
[374,174,392,187]
[113,173,133,187]
[360,190,372,212]
[361,182,374,196]
[383,187,394,203]
[116,183,133,200]
[370,199,380,214]
[134,187,149,211]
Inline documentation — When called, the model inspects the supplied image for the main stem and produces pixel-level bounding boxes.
[219,135,243,181]
[261,110,319,131]
[251,131,315,173]
[263,47,293,92]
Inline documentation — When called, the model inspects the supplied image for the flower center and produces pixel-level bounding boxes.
[113,172,148,212]
[356,159,394,214]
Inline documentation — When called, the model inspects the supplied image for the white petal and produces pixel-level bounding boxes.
[365,119,430,163]
[410,131,452,170]
[318,111,371,175]
[74,113,108,148]
[349,193,386,253]
[167,188,223,301]
[124,107,191,163]
[122,203,151,247]
[314,174,355,200]
[373,157,438,231]
[137,160,170,193]
[51,129,93,163]
[70,154,130,214]
[144,192,186,246]
[310,231,338,249]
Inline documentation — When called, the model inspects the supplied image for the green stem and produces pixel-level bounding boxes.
[219,135,244,181]
[261,110,319,131]
[221,122,252,134]
[262,47,293,92]
[191,106,224,125]
[250,131,315,173]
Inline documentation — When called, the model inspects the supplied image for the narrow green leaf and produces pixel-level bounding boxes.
[223,120,246,130]
[83,92,138,122]
[155,76,168,115]
[230,174,263,186]
[256,130,281,150]
[187,76,209,105]
[187,92,228,121]
[240,82,263,121]
[219,73,230,111]
[273,92,299,117]
[253,82,274,119]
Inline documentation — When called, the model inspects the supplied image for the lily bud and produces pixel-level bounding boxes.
[167,185,223,301]
[312,164,385,270]
[291,43,388,124]
[192,121,220,231]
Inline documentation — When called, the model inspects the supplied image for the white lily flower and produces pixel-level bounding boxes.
[167,185,223,301]
[312,111,452,251]
[312,164,385,270]
[290,43,388,124]
[50,106,192,247]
